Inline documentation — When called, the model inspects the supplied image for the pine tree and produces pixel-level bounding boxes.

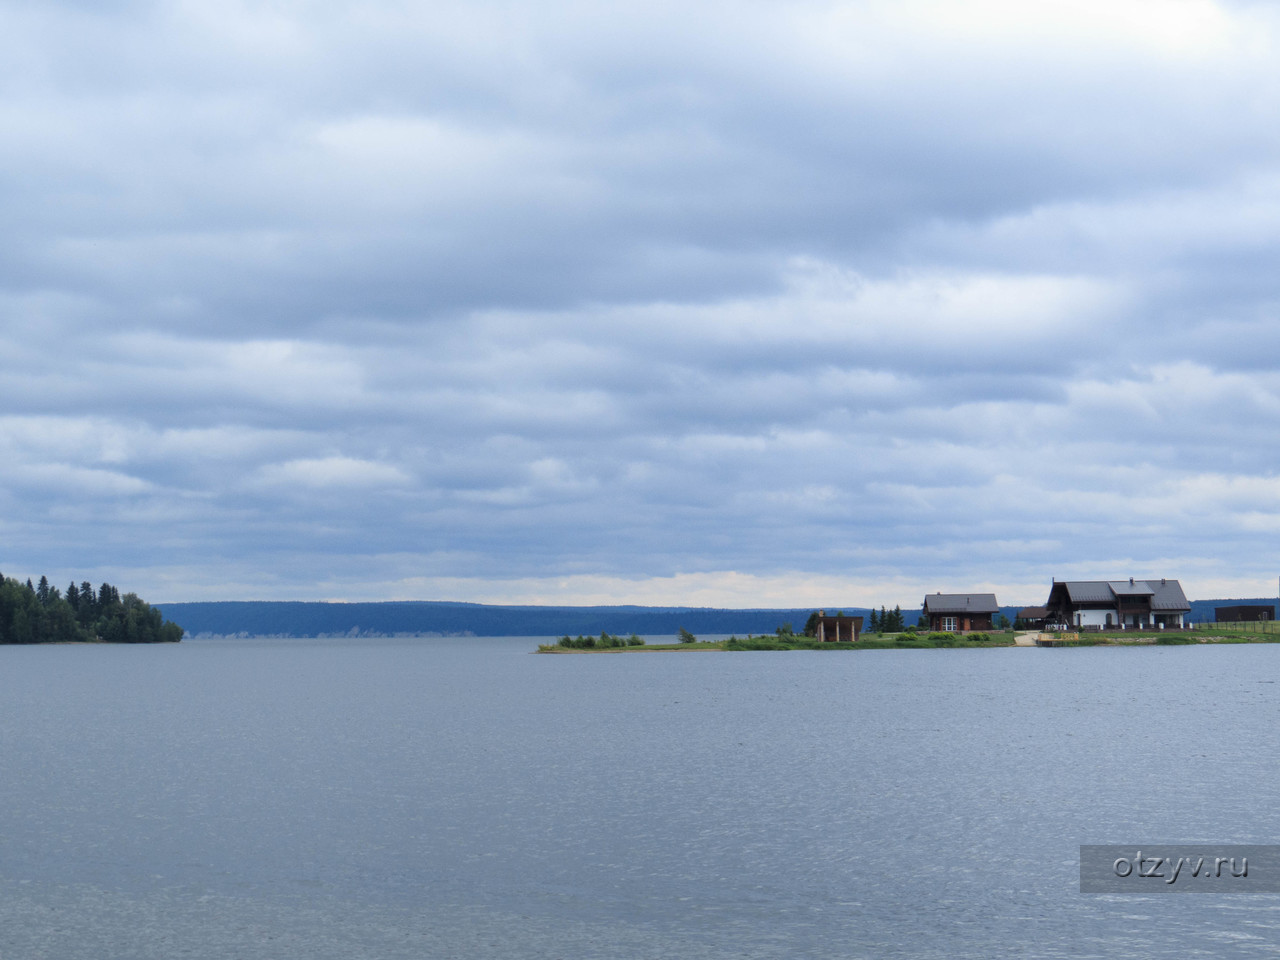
[869,607,880,632]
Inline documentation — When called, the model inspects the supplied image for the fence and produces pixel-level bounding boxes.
[1194,620,1280,635]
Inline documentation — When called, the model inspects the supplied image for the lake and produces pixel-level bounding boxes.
[0,637,1277,958]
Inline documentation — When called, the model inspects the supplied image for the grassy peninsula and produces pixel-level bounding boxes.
[535,625,1280,652]
[535,628,1016,652]
[0,574,183,644]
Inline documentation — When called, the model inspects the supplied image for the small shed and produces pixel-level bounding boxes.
[1017,606,1049,628]
[813,610,863,642]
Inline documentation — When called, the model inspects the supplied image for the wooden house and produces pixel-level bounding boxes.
[921,593,999,632]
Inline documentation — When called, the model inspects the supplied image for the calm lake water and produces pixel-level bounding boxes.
[1,637,1278,958]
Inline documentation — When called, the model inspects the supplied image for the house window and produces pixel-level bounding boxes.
[941,616,957,631]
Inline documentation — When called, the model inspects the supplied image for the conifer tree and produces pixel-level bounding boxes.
[889,605,904,632]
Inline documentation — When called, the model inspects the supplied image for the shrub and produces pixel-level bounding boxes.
[725,637,791,651]
[553,632,644,649]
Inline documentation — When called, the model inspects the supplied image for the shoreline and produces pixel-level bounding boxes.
[534,629,1280,653]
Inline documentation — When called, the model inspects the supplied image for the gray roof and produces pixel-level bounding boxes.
[1057,579,1189,611]
[922,593,999,614]
[1109,580,1155,596]
[1063,581,1114,603]
[1148,579,1190,611]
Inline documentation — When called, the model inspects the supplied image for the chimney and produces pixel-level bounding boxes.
[1129,577,1134,586]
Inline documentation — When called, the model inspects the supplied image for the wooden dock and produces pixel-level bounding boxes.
[1034,633,1079,646]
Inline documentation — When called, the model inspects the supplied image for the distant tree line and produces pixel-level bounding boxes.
[0,574,183,644]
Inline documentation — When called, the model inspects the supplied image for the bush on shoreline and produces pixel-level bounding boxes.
[555,632,645,649]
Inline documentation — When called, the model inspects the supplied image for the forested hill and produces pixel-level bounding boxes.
[157,601,839,638]
[0,575,184,644]
[156,597,1273,639]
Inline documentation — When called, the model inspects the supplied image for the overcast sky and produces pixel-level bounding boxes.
[3,0,1280,607]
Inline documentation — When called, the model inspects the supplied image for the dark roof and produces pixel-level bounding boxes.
[922,593,999,614]
[1053,579,1189,612]
[1017,606,1049,619]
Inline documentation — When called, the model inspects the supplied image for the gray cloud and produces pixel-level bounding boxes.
[3,1,1280,605]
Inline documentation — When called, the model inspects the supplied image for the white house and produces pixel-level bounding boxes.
[1043,578,1190,630]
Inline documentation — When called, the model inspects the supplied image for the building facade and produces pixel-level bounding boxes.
[1215,605,1275,623]
[1016,606,1049,629]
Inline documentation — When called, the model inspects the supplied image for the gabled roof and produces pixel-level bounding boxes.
[922,593,999,614]
[1052,579,1189,612]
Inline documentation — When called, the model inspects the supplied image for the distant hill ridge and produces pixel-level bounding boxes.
[157,600,827,638]
[156,597,1279,638]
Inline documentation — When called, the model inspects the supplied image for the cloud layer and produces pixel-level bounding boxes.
[3,0,1280,605]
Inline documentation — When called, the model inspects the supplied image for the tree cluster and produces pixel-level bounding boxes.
[0,574,184,644]
[868,606,904,633]
[557,631,645,649]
